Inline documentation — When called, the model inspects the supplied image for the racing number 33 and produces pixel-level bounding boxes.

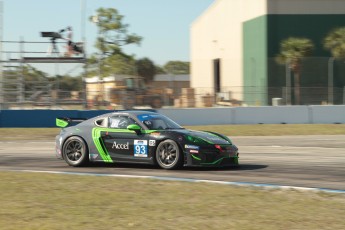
[134,140,148,157]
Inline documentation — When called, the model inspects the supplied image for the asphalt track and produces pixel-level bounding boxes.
[0,135,344,191]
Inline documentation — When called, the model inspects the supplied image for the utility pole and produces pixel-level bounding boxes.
[0,1,3,109]
[81,0,88,109]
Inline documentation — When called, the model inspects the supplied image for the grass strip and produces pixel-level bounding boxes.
[185,124,345,136]
[1,124,345,141]
[0,171,344,230]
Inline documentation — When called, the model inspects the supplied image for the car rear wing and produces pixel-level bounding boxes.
[56,117,87,128]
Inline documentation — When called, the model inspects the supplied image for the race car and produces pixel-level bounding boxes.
[55,110,239,169]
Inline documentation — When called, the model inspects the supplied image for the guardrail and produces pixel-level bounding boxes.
[0,106,344,127]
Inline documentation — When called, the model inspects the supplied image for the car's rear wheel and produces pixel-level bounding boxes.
[62,136,88,167]
[155,140,182,169]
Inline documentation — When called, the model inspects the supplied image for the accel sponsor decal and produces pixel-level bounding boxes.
[185,144,199,150]
[189,149,199,154]
[112,141,129,150]
[134,140,148,157]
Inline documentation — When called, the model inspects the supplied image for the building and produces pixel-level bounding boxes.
[191,0,345,105]
[85,74,190,107]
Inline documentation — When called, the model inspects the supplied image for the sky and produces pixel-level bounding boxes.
[1,0,214,74]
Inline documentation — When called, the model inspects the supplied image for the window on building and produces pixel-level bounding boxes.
[213,58,221,93]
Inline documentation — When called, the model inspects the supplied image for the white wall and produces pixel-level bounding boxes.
[158,106,345,125]
[190,0,268,102]
[190,0,345,105]
[191,0,248,91]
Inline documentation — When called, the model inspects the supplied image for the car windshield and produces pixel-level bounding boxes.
[137,114,183,130]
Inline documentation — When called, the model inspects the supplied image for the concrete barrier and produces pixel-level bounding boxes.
[0,106,344,127]
[0,110,110,128]
[158,108,232,125]
[232,106,311,124]
[310,105,345,124]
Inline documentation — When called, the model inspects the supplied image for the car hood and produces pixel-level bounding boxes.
[172,129,232,145]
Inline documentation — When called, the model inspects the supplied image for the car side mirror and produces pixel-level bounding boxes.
[127,124,141,133]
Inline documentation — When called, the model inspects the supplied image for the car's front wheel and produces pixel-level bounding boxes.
[62,136,88,167]
[155,140,183,169]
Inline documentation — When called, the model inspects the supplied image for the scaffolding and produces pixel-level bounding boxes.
[0,39,87,109]
[0,0,90,109]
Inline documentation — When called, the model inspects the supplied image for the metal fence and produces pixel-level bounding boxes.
[1,85,344,110]
[1,40,345,109]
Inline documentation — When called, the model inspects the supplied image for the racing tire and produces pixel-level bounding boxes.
[155,140,183,169]
[62,136,89,167]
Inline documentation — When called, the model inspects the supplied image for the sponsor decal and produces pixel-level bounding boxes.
[149,140,156,146]
[185,144,199,150]
[134,140,148,157]
[143,120,152,126]
[190,149,199,154]
[150,132,161,136]
[112,141,129,150]
[89,153,98,160]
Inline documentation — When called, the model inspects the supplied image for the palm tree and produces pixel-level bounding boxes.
[276,37,314,105]
[324,27,345,59]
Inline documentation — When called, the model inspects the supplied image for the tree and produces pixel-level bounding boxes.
[135,58,156,83]
[324,27,345,59]
[87,53,136,77]
[89,8,142,79]
[22,65,48,92]
[155,65,166,74]
[2,65,49,102]
[58,76,83,92]
[90,7,142,57]
[276,37,314,105]
[163,61,190,74]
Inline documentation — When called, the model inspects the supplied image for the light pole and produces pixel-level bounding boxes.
[328,57,334,105]
[91,15,104,108]
[285,60,292,105]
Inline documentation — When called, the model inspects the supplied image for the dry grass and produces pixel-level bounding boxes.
[0,171,344,230]
[184,124,345,136]
[1,124,345,141]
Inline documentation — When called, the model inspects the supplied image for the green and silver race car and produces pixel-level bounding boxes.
[55,110,239,169]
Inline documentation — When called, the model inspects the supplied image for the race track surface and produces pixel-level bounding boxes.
[0,135,344,190]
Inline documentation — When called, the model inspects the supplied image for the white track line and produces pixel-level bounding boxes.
[5,169,345,194]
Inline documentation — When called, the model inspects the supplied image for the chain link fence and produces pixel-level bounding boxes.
[1,84,344,110]
[1,40,344,110]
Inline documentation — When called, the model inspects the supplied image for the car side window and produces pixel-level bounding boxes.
[143,119,167,130]
[109,115,136,129]
[95,118,108,127]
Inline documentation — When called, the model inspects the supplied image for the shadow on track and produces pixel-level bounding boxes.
[183,164,268,172]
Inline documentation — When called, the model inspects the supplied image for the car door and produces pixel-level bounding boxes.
[100,115,151,163]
